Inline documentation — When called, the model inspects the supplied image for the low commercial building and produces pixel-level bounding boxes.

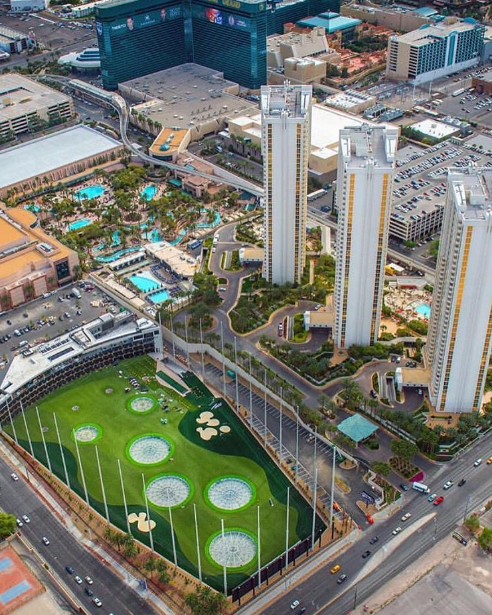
[238,247,264,265]
[0,25,32,54]
[70,0,112,18]
[267,27,333,68]
[325,90,376,114]
[409,119,461,141]
[149,128,190,163]
[472,72,492,96]
[58,48,101,74]
[341,2,439,34]
[9,0,49,12]
[0,206,79,309]
[386,18,485,84]
[0,125,123,198]
[296,12,361,44]
[144,242,199,280]
[0,74,74,140]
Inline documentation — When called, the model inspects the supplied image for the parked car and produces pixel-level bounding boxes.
[74,576,83,585]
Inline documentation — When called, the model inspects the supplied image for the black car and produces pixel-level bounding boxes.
[399,484,409,492]
[458,478,466,487]
[65,566,74,574]
[85,588,94,596]
[369,536,379,545]
[362,550,371,559]
[297,609,307,615]
[337,574,347,584]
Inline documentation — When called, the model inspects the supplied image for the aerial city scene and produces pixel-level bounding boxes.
[1,0,492,614]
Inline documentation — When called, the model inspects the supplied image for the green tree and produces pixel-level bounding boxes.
[372,461,391,477]
[144,556,157,576]
[185,585,228,615]
[478,527,492,551]
[0,512,16,539]
[390,439,419,461]
[464,515,480,532]
[156,559,170,584]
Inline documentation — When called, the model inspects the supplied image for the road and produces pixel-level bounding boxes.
[0,455,157,615]
[258,431,492,615]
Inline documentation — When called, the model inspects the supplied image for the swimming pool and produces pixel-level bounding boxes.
[142,228,162,243]
[129,274,161,293]
[23,203,40,212]
[414,302,431,319]
[74,185,105,201]
[169,229,187,246]
[96,246,141,263]
[148,289,170,304]
[68,218,93,231]
[141,185,157,201]
[196,209,221,228]
[111,230,121,246]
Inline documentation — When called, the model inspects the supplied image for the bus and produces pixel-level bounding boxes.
[307,189,327,202]
[188,239,202,250]
[412,482,430,494]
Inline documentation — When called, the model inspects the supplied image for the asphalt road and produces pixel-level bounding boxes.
[260,430,492,615]
[0,454,157,615]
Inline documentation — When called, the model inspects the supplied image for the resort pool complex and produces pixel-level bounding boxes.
[148,289,170,304]
[141,185,157,200]
[129,272,162,293]
[96,247,141,263]
[68,218,93,231]
[414,302,431,319]
[74,185,105,200]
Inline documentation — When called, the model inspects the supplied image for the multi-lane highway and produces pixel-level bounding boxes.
[259,430,492,615]
[0,454,157,615]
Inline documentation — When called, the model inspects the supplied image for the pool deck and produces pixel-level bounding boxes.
[0,546,43,615]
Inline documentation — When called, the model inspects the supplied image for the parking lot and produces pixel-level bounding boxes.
[0,283,121,370]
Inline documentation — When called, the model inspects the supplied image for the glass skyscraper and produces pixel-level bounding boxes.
[96,0,340,90]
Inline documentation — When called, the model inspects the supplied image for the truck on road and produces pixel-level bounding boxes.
[412,482,430,494]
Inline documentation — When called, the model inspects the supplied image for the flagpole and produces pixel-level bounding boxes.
[117,459,131,534]
[263,370,268,446]
[193,503,202,583]
[220,321,226,397]
[20,402,34,457]
[35,407,51,472]
[6,399,18,444]
[279,387,283,465]
[53,413,70,489]
[234,337,240,413]
[295,407,299,485]
[221,518,227,596]
[285,487,290,570]
[169,311,176,360]
[199,318,205,378]
[142,473,154,553]
[257,505,261,589]
[169,506,177,567]
[311,428,318,551]
[329,446,336,530]
[95,446,109,523]
[73,428,89,505]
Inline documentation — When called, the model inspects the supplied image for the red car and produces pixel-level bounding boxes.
[433,496,444,506]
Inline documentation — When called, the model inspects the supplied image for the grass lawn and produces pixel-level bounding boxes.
[5,356,317,591]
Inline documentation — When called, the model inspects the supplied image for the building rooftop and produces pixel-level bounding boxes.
[144,241,199,278]
[449,168,492,221]
[325,90,376,111]
[0,313,156,394]
[411,119,459,140]
[339,124,397,169]
[297,13,361,33]
[267,26,330,64]
[0,74,71,123]
[391,18,483,46]
[122,64,256,131]
[337,414,378,443]
[0,125,121,192]
[260,84,312,119]
[149,128,188,157]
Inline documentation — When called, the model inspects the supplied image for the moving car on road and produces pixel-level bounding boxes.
[428,493,437,502]
[443,480,454,490]
[330,564,341,574]
[42,537,50,545]
[290,600,300,609]
[434,496,444,506]
[392,527,402,535]
[337,574,347,584]
[474,458,482,467]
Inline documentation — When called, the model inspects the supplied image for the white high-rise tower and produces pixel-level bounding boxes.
[334,124,398,349]
[261,84,312,285]
[427,168,492,413]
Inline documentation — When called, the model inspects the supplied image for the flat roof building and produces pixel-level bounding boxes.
[262,84,312,285]
[144,241,199,280]
[0,125,123,198]
[296,12,361,43]
[0,206,79,309]
[387,17,485,84]
[0,74,73,140]
[334,124,398,348]
[427,168,492,414]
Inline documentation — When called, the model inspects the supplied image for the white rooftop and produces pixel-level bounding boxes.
[0,125,121,190]
[411,119,459,140]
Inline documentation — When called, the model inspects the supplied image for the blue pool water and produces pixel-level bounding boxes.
[414,302,431,319]
[169,229,187,246]
[142,228,162,243]
[74,185,105,201]
[68,218,93,231]
[111,230,121,246]
[23,203,40,212]
[93,243,105,252]
[96,246,141,263]
[0,581,31,605]
[140,185,157,201]
[196,209,221,228]
[148,289,170,304]
[129,274,161,293]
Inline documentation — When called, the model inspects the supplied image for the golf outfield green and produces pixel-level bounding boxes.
[5,356,319,590]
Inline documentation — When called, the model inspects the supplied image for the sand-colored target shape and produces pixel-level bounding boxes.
[196,427,219,441]
[196,411,214,424]
[220,425,231,433]
[128,512,156,533]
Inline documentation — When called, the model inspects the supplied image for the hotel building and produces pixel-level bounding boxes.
[261,83,312,285]
[334,125,398,348]
[427,168,492,413]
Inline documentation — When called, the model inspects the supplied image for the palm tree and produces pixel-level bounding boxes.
[155,559,169,584]
[144,556,157,577]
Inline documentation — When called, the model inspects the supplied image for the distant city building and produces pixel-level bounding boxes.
[0,25,32,54]
[95,0,340,90]
[9,0,49,12]
[386,18,485,84]
[334,124,398,348]
[0,74,74,141]
[296,12,361,43]
[427,168,492,414]
[0,206,80,309]
[261,84,312,285]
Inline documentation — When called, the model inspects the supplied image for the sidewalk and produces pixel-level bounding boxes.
[0,439,175,615]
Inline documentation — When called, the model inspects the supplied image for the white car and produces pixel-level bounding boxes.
[93,597,103,607]
[392,527,402,535]
[85,576,93,585]
[10,473,19,481]
[16,518,23,527]
[290,600,300,610]
[401,513,412,522]
[443,480,454,490]
[428,493,437,502]
[473,458,482,467]
[21,515,30,524]
[42,536,50,545]
[74,576,83,585]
